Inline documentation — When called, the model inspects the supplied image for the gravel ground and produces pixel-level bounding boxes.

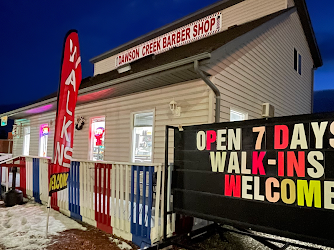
[46,222,138,250]
[173,225,334,250]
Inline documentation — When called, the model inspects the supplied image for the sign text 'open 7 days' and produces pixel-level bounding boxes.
[196,122,334,209]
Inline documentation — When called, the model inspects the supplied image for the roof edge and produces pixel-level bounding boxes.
[295,0,322,68]
[1,97,57,119]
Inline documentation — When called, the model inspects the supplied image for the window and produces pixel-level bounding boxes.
[230,108,248,121]
[39,124,49,157]
[132,112,154,163]
[294,48,302,75]
[23,126,30,156]
[90,117,105,161]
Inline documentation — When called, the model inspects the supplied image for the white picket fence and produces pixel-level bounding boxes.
[0,156,175,247]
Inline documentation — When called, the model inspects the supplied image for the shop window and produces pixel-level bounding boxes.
[294,48,302,75]
[39,124,49,157]
[230,108,248,121]
[23,126,30,156]
[90,117,105,161]
[132,112,154,163]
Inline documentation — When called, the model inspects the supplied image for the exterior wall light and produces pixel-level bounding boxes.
[169,99,181,117]
[117,64,131,74]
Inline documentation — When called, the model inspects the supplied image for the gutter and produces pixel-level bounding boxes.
[194,60,221,123]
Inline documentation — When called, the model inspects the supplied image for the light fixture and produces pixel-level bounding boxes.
[169,99,181,117]
[75,116,85,130]
[117,64,131,74]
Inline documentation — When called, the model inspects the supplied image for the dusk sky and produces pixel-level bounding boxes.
[0,0,333,107]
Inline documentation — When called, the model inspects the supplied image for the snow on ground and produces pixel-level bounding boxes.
[0,201,86,250]
[110,238,132,250]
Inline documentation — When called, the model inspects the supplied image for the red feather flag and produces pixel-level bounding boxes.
[49,30,82,195]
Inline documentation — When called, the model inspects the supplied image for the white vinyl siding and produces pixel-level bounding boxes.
[72,79,211,163]
[221,0,286,31]
[94,0,287,75]
[13,79,211,163]
[287,0,295,8]
[204,10,313,121]
[94,55,117,76]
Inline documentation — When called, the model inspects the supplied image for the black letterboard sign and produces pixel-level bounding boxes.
[173,113,334,247]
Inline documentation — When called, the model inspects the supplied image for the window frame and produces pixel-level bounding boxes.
[39,124,49,157]
[130,109,155,163]
[294,48,302,75]
[22,126,30,156]
[89,116,106,161]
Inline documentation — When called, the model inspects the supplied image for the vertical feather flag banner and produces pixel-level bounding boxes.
[46,30,82,236]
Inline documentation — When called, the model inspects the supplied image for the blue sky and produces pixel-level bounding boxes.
[0,0,333,106]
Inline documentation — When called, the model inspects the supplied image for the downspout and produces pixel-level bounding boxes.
[194,60,221,123]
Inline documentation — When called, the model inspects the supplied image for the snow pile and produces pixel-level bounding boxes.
[110,237,132,250]
[0,202,85,250]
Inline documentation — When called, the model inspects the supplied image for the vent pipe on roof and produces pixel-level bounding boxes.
[194,60,221,123]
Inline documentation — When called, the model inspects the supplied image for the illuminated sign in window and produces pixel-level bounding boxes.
[94,127,105,146]
[42,126,49,136]
[39,124,48,157]
[90,117,105,161]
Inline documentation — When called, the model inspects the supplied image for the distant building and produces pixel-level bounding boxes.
[0,0,322,163]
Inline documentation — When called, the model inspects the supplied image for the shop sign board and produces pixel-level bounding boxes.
[173,112,334,247]
[115,12,222,67]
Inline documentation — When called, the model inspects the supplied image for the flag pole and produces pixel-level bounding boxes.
[45,196,52,237]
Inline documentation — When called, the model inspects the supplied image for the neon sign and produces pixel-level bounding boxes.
[41,125,49,136]
[95,127,105,146]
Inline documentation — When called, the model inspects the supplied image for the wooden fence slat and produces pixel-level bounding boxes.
[120,164,124,231]
[142,167,147,237]
[154,165,162,241]
[147,166,154,239]
[125,164,130,233]
[116,164,120,229]
[90,163,95,221]
[111,165,116,227]
[107,164,111,228]
[94,163,98,222]
[160,164,165,237]
[81,162,85,218]
[136,166,140,235]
